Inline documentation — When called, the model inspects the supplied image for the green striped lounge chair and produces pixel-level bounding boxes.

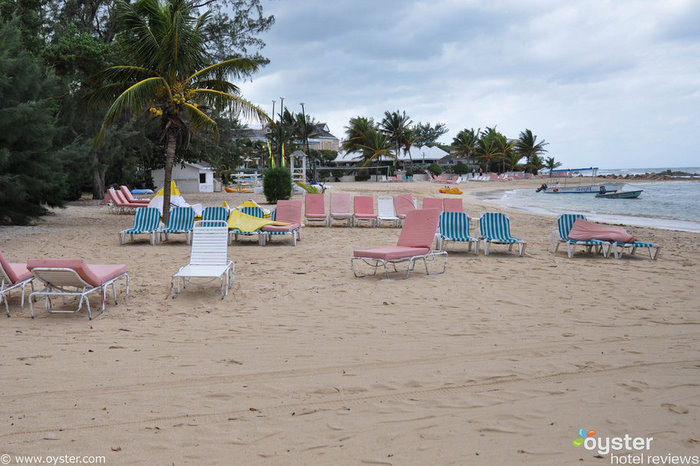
[202,206,230,223]
[611,240,661,260]
[119,207,162,245]
[479,212,526,256]
[552,214,610,258]
[438,211,479,254]
[229,206,266,245]
[160,206,195,244]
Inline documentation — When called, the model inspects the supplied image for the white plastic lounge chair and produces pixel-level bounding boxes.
[329,193,354,227]
[119,207,162,245]
[304,193,328,226]
[377,197,400,227]
[262,200,303,246]
[0,251,34,317]
[171,220,235,299]
[479,212,526,256]
[611,240,661,260]
[27,259,129,319]
[438,212,479,254]
[352,209,448,279]
[353,195,377,227]
[160,206,195,244]
[551,214,610,258]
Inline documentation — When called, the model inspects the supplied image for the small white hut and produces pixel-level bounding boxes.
[151,162,215,193]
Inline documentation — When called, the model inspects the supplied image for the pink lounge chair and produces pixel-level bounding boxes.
[443,198,463,212]
[329,192,353,227]
[120,186,150,204]
[107,188,147,214]
[304,193,328,226]
[0,251,34,317]
[422,198,443,211]
[27,259,129,319]
[262,200,303,246]
[393,194,417,223]
[353,196,377,227]
[352,209,448,279]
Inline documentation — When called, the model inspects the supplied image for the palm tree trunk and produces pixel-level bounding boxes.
[162,131,176,226]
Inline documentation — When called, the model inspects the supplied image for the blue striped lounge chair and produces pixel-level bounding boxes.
[611,240,661,260]
[160,206,195,244]
[479,212,526,256]
[202,206,230,223]
[438,212,479,254]
[119,207,162,245]
[229,206,266,245]
[552,214,610,258]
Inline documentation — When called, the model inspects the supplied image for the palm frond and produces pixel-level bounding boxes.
[185,57,260,85]
[183,102,218,137]
[193,88,269,123]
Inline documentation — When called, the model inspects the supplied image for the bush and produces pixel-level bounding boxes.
[428,163,443,176]
[355,173,371,182]
[263,167,292,203]
[453,162,470,175]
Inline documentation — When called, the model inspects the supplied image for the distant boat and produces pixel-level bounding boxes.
[536,167,625,194]
[595,190,643,199]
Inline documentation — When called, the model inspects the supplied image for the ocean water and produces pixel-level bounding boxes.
[475,169,700,233]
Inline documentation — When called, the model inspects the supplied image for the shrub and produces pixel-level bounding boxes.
[263,167,292,203]
[355,173,371,182]
[453,162,470,175]
[428,163,443,176]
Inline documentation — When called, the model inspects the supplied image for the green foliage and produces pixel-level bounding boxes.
[263,167,291,203]
[453,162,470,175]
[0,17,67,224]
[413,122,448,147]
[428,163,442,176]
[294,181,320,194]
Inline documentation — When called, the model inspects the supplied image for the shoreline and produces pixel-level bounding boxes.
[1,179,698,465]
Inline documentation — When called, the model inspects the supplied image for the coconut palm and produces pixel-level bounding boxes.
[356,128,395,168]
[95,0,269,224]
[380,110,412,163]
[450,128,479,163]
[544,156,562,170]
[514,129,548,174]
[342,116,376,156]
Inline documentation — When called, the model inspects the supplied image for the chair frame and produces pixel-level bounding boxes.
[611,241,661,260]
[171,221,235,299]
[1,274,34,317]
[120,207,162,245]
[29,268,129,320]
[479,212,527,256]
[551,214,610,258]
[351,250,448,280]
[437,212,479,254]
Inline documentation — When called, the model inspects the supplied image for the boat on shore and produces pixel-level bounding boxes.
[595,190,643,199]
[536,167,625,194]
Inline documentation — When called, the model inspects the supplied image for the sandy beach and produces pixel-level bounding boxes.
[1,179,698,465]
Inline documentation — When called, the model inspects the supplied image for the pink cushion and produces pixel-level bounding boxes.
[443,198,463,212]
[422,198,443,210]
[26,259,126,287]
[262,222,301,232]
[120,186,150,204]
[353,246,430,260]
[275,200,302,223]
[568,219,636,243]
[354,196,376,218]
[330,193,352,215]
[305,193,326,217]
[393,194,416,218]
[397,209,441,249]
[0,251,31,284]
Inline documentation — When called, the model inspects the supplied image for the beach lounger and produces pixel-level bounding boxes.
[611,240,661,260]
[171,220,235,299]
[120,186,150,204]
[352,208,448,279]
[479,212,526,256]
[304,193,328,226]
[551,214,610,258]
[353,196,377,227]
[107,187,147,214]
[160,206,195,244]
[27,259,129,319]
[566,219,660,260]
[262,200,303,246]
[377,197,400,227]
[329,192,354,227]
[202,206,230,223]
[229,206,267,245]
[119,207,162,245]
[422,198,443,211]
[0,251,34,317]
[393,194,417,225]
[438,212,479,254]
[443,198,463,213]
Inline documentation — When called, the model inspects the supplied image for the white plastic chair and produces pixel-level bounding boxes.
[171,221,235,299]
[377,197,400,227]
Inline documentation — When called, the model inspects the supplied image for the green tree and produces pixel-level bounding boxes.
[450,128,479,163]
[341,116,376,156]
[526,154,545,174]
[544,156,561,171]
[94,0,269,224]
[380,110,412,163]
[413,122,448,147]
[514,129,548,174]
[0,17,67,224]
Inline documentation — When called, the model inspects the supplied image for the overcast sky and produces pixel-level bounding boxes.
[238,0,700,169]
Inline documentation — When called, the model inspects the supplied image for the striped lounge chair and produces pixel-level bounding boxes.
[611,240,661,260]
[119,207,162,245]
[438,212,479,254]
[479,212,526,256]
[202,206,230,223]
[552,214,610,258]
[229,206,267,245]
[160,206,195,244]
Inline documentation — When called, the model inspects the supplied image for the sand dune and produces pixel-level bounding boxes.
[1,180,698,465]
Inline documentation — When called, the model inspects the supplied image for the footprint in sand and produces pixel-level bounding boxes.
[661,403,689,414]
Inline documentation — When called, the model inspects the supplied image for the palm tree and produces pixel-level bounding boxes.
[342,116,376,156]
[544,156,562,171]
[355,128,395,168]
[95,0,269,224]
[380,110,412,163]
[514,129,548,174]
[450,128,479,163]
[525,154,545,174]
